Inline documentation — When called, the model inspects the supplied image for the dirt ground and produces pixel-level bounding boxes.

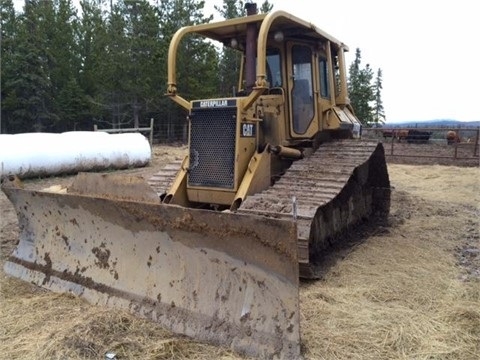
[0,143,479,360]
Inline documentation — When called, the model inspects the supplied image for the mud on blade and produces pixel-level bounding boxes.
[2,174,300,359]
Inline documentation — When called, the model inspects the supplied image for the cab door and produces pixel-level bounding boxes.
[286,42,318,138]
[317,53,332,131]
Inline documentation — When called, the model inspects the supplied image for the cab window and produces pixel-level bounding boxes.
[319,57,330,99]
[266,48,282,87]
[291,45,314,134]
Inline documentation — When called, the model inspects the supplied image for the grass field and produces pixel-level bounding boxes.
[1,145,478,360]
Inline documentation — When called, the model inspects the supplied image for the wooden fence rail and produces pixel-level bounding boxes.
[94,118,154,147]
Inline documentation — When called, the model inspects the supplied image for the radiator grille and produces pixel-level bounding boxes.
[188,107,236,189]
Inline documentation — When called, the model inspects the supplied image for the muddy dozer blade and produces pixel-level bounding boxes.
[2,174,300,359]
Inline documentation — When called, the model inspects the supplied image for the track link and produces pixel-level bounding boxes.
[147,159,183,197]
[237,140,390,278]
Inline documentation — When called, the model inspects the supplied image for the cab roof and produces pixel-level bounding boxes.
[186,11,348,51]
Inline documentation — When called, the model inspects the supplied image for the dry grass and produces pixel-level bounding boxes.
[300,209,480,359]
[0,276,243,360]
[1,147,479,359]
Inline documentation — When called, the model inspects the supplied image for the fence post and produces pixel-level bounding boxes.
[149,118,154,148]
[93,124,98,132]
[390,133,394,155]
[475,128,479,157]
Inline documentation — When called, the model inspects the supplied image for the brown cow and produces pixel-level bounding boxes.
[395,129,409,142]
[446,130,460,145]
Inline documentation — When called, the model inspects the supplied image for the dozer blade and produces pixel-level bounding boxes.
[2,173,300,359]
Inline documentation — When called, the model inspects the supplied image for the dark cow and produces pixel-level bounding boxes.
[382,129,395,139]
[406,130,432,144]
[382,129,409,142]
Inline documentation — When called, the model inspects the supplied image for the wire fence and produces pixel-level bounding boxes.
[99,119,479,166]
[94,118,188,144]
[94,118,155,146]
[362,126,479,166]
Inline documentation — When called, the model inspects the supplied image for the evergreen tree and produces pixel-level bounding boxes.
[348,48,381,126]
[2,0,84,132]
[77,0,110,129]
[49,0,84,131]
[3,0,57,132]
[0,0,247,137]
[215,0,272,96]
[0,0,19,133]
[103,1,130,128]
[156,0,218,140]
[123,0,161,128]
[215,0,245,96]
[373,68,385,124]
[259,0,273,13]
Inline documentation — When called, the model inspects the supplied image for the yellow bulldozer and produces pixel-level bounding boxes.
[2,4,390,359]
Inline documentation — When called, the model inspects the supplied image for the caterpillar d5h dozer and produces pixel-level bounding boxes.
[2,4,390,359]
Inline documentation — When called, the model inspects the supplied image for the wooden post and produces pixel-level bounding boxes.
[390,133,394,155]
[149,118,154,147]
[474,128,479,157]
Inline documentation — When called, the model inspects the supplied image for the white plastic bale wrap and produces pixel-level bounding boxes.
[0,132,151,178]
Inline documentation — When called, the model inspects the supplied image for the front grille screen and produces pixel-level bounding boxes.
[188,107,236,189]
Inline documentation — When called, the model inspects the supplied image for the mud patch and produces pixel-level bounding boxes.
[92,244,111,269]
[455,216,480,282]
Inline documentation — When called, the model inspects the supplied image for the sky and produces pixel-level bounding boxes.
[204,0,479,123]
[12,0,480,123]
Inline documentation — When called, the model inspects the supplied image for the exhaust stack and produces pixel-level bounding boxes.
[245,2,258,93]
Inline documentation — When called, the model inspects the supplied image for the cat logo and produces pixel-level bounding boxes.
[241,123,255,137]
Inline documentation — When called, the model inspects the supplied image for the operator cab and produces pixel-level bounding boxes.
[235,36,359,144]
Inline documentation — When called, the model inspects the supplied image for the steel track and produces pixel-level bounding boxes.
[148,140,390,278]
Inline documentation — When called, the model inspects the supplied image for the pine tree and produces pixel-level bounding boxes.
[49,0,84,131]
[215,0,245,96]
[347,48,381,126]
[1,0,267,136]
[214,0,245,19]
[0,0,19,133]
[373,68,386,124]
[156,0,218,140]
[215,0,273,96]
[3,0,57,132]
[123,0,161,128]
[77,0,110,129]
[102,1,130,129]
[2,0,86,132]
[259,0,273,13]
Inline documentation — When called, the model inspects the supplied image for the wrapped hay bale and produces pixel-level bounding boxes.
[0,132,151,178]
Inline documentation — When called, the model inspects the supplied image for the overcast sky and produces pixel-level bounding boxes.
[12,0,479,123]
[204,0,479,123]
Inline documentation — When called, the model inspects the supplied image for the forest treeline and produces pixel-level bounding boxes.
[0,0,383,139]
